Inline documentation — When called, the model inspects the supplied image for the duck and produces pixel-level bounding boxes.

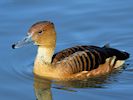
[12,21,130,81]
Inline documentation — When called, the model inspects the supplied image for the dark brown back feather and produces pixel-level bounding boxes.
[52,45,129,73]
[52,45,96,63]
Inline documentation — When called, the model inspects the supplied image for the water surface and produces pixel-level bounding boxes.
[0,0,133,100]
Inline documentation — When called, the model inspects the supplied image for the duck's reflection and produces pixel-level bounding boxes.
[34,76,52,100]
[34,71,121,100]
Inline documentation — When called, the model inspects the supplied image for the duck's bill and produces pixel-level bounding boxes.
[12,35,33,49]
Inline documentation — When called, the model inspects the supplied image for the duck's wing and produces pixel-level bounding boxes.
[52,45,101,63]
[52,45,129,74]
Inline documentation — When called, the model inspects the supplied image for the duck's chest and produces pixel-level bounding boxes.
[34,61,51,76]
[34,60,65,80]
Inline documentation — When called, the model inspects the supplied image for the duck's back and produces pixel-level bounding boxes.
[52,45,129,74]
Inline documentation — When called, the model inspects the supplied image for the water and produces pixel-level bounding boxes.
[0,0,133,100]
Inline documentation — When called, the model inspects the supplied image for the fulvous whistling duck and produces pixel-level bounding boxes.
[12,21,130,81]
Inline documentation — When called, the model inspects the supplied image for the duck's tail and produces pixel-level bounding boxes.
[103,44,130,68]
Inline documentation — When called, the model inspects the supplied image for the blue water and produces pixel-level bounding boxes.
[0,0,133,100]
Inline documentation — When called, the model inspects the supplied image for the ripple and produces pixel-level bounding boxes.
[11,61,34,81]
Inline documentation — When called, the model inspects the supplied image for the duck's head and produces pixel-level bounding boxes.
[12,21,56,49]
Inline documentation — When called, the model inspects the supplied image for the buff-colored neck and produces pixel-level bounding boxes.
[34,46,55,77]
[35,28,56,66]
[36,46,55,64]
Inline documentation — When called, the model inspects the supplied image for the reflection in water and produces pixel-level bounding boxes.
[54,76,108,89]
[34,69,123,100]
[34,77,52,100]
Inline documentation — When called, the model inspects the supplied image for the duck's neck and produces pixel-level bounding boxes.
[36,46,55,64]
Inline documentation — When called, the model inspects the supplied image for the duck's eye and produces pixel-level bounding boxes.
[38,30,43,34]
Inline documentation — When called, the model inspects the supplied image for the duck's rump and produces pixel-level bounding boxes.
[52,45,129,74]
